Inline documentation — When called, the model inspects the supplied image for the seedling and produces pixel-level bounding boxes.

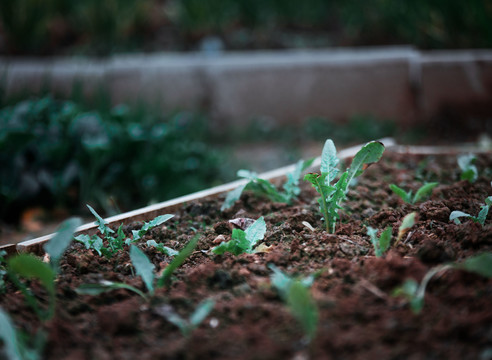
[156,299,215,337]
[457,153,478,183]
[75,205,174,257]
[76,235,199,299]
[269,265,318,342]
[366,226,392,257]
[146,240,179,256]
[366,212,417,257]
[7,218,81,321]
[221,158,314,211]
[393,252,492,314]
[0,307,45,360]
[449,196,492,226]
[211,217,266,255]
[304,139,385,233]
[389,182,438,204]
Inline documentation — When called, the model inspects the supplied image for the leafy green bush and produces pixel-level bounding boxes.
[0,97,229,223]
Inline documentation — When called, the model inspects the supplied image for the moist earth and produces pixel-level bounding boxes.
[1,151,492,360]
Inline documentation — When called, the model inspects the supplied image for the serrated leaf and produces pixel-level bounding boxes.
[413,182,438,203]
[244,217,266,248]
[459,253,492,278]
[347,141,385,183]
[320,139,339,183]
[44,217,81,271]
[87,204,113,236]
[130,245,155,294]
[141,214,174,232]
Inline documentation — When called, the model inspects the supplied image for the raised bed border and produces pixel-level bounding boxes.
[2,137,491,256]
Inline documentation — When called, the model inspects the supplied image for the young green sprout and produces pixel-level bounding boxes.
[366,212,417,257]
[393,253,492,314]
[269,265,319,342]
[76,235,199,300]
[304,139,385,233]
[450,196,492,226]
[75,204,174,257]
[222,158,314,211]
[7,218,81,321]
[211,217,266,255]
[457,153,478,183]
[389,183,438,204]
[156,299,215,337]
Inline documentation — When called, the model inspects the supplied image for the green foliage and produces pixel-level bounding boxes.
[222,158,314,211]
[389,182,438,204]
[211,217,266,255]
[146,240,179,256]
[7,254,56,321]
[393,253,492,314]
[75,205,174,257]
[367,212,417,257]
[0,97,229,223]
[0,307,44,360]
[269,265,318,341]
[366,226,392,257]
[77,235,199,298]
[44,218,82,272]
[304,139,385,233]
[450,196,492,226]
[158,299,215,337]
[458,154,478,183]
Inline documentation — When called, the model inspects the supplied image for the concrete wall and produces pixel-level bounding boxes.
[1,47,492,127]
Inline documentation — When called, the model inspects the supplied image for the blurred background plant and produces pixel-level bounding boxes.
[0,0,491,55]
[0,95,232,228]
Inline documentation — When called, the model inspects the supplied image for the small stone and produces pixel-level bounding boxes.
[213,234,227,244]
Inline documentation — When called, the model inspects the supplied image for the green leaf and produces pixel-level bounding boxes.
[146,240,179,256]
[44,217,81,271]
[458,253,492,278]
[320,139,339,183]
[0,307,22,360]
[142,214,174,232]
[346,141,385,184]
[7,255,56,320]
[189,299,215,328]
[413,182,438,203]
[76,280,148,300]
[157,235,199,288]
[8,255,55,297]
[87,205,113,236]
[449,210,472,224]
[245,216,266,249]
[129,245,155,295]
[396,212,417,244]
[221,183,247,211]
[379,226,392,253]
[389,184,412,203]
[393,279,422,314]
[458,154,478,183]
[287,280,318,341]
[477,204,490,225]
[74,234,103,256]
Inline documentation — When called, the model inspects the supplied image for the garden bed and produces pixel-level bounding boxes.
[1,140,491,359]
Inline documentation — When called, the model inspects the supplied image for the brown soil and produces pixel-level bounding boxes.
[1,151,492,359]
